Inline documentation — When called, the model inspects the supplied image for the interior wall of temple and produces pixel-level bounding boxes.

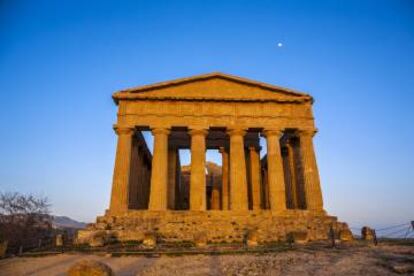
[128,130,152,209]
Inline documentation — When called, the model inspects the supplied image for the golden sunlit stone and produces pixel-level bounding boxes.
[77,72,349,246]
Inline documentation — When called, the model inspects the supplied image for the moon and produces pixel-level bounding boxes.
[277,42,283,47]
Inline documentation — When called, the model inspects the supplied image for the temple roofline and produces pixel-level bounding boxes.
[112,72,313,104]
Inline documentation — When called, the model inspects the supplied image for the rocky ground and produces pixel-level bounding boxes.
[0,243,413,275]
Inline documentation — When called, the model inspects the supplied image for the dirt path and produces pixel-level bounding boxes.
[0,245,413,275]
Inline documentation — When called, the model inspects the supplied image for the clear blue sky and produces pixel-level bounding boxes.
[1,1,413,228]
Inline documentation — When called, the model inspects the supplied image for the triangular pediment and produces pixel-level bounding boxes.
[113,72,312,103]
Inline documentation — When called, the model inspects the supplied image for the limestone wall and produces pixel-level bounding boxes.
[77,211,348,245]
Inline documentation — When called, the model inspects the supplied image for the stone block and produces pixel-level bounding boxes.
[142,232,157,248]
[89,231,109,247]
[193,231,207,247]
[245,229,258,247]
[55,234,63,247]
[287,231,308,244]
[361,226,375,241]
[77,212,350,246]
[67,260,113,276]
[339,229,354,241]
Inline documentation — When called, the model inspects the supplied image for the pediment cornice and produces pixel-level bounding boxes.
[113,72,313,104]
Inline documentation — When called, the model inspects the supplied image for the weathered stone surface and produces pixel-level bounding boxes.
[246,228,258,247]
[142,232,157,248]
[78,73,350,246]
[339,229,354,241]
[78,211,349,245]
[288,231,308,244]
[361,226,375,241]
[193,231,208,247]
[391,264,414,274]
[89,231,109,247]
[67,260,113,276]
[55,234,63,247]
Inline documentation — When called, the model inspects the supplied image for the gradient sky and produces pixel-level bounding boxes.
[0,1,413,229]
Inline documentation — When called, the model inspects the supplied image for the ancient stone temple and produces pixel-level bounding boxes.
[78,72,349,245]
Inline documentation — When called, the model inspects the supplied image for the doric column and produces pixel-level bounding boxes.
[228,128,248,211]
[109,126,134,214]
[189,128,208,211]
[249,146,262,210]
[167,147,179,210]
[261,168,269,209]
[211,183,221,210]
[128,136,140,209]
[219,147,229,210]
[148,128,170,210]
[264,129,287,213]
[287,142,299,208]
[298,129,324,212]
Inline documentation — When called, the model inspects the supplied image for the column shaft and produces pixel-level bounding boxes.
[265,129,287,213]
[299,130,324,211]
[211,184,221,210]
[261,168,269,209]
[249,147,262,210]
[128,136,140,209]
[229,129,248,211]
[109,126,134,214]
[189,129,208,211]
[175,151,182,209]
[287,143,299,208]
[148,128,170,210]
[219,147,230,210]
[167,147,178,209]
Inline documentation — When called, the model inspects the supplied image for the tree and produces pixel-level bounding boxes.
[0,192,52,253]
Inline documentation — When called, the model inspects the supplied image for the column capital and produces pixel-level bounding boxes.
[297,128,318,137]
[151,127,171,136]
[227,128,247,137]
[263,128,283,137]
[113,125,135,135]
[188,128,209,136]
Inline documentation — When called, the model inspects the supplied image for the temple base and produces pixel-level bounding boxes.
[77,210,350,246]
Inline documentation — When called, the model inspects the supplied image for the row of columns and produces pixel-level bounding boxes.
[109,126,323,214]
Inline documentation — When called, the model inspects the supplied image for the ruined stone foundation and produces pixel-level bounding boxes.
[77,210,349,246]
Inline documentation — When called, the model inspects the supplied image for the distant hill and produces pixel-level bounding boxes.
[52,216,87,229]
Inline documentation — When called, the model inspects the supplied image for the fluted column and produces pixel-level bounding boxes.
[167,147,178,210]
[287,142,299,208]
[109,126,134,214]
[264,129,286,213]
[211,183,221,210]
[261,168,269,209]
[298,129,324,212]
[219,147,229,210]
[189,129,208,211]
[228,128,248,211]
[148,128,170,210]
[249,146,261,210]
